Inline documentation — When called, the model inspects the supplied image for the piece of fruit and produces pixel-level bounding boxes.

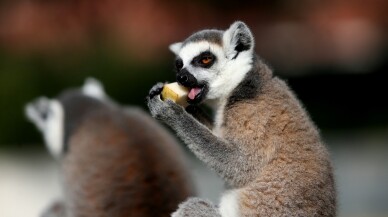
[161,82,189,107]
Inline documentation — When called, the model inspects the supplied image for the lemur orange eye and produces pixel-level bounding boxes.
[201,57,212,64]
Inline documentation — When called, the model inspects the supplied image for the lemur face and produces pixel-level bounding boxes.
[170,21,255,104]
[25,78,106,159]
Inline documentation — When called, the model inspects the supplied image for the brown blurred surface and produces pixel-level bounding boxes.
[0,0,387,72]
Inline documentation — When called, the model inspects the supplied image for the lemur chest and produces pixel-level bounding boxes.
[212,100,252,142]
[212,100,227,137]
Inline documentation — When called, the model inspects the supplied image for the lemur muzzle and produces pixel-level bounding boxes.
[177,68,197,87]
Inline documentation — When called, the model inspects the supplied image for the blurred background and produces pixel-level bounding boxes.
[0,0,387,216]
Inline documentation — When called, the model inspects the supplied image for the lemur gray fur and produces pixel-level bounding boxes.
[25,78,195,217]
[147,21,336,217]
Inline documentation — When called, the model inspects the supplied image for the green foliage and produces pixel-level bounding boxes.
[0,47,176,146]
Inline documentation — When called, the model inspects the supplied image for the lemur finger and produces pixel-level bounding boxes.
[146,95,166,118]
[149,82,166,99]
[165,99,185,113]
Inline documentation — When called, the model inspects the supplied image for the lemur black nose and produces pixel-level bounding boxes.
[178,74,188,83]
[176,68,197,87]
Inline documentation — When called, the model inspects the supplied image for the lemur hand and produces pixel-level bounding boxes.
[148,82,165,99]
[147,83,185,122]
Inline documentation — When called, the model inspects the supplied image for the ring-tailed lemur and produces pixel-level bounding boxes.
[147,21,336,217]
[25,78,195,217]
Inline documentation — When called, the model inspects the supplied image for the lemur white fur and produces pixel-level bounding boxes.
[25,98,64,158]
[148,21,336,217]
[81,77,106,100]
[213,98,227,137]
[219,190,240,217]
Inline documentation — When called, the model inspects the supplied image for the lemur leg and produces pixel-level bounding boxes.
[147,87,249,183]
[172,198,221,217]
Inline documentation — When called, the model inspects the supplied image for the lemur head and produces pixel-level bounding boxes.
[170,21,255,104]
[25,78,107,158]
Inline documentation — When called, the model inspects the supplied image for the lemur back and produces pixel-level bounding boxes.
[222,60,336,216]
[147,21,336,217]
[63,105,194,217]
[26,79,195,217]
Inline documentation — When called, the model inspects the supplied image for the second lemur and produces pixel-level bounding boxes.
[147,21,336,217]
[26,78,195,217]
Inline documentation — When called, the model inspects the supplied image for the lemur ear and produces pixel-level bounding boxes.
[82,77,106,100]
[169,42,183,55]
[223,21,254,59]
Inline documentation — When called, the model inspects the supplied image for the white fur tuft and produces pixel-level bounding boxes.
[25,97,49,132]
[208,51,253,99]
[82,77,106,100]
[219,190,240,217]
[44,100,64,158]
[25,98,64,158]
[223,23,237,59]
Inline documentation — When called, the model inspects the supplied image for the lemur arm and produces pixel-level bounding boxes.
[185,105,213,129]
[147,93,250,184]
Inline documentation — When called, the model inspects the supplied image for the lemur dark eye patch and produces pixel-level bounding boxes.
[191,51,216,68]
[175,58,183,70]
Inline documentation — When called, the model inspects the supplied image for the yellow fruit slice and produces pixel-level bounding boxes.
[161,82,189,107]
